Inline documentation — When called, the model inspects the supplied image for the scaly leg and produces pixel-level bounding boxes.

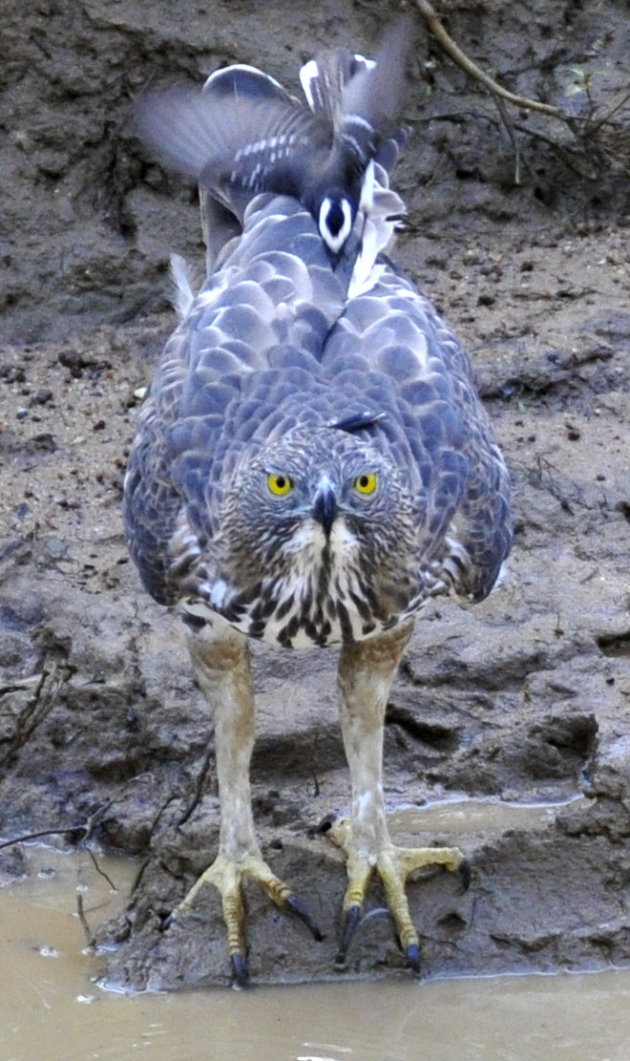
[165,615,320,984]
[329,621,467,972]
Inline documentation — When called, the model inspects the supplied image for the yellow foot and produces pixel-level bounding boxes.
[163,851,322,985]
[323,818,469,973]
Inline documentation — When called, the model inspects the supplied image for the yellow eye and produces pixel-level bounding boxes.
[267,472,293,496]
[354,472,378,495]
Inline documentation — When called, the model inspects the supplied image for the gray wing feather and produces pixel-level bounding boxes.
[136,90,320,206]
[322,263,512,600]
[124,195,348,603]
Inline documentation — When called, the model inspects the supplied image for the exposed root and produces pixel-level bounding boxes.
[414,0,562,118]
[413,0,630,182]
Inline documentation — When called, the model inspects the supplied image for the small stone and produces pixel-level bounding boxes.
[30,387,54,406]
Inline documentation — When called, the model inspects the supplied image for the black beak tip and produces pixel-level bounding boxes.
[313,484,337,536]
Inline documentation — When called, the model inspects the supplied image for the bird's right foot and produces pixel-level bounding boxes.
[162,851,323,986]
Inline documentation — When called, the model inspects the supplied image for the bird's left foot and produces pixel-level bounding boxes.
[323,818,469,973]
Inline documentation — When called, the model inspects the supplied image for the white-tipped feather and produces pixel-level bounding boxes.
[169,253,195,320]
[202,63,288,96]
[298,60,319,111]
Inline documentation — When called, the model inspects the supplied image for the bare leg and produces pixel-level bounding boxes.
[329,621,466,972]
[167,616,320,984]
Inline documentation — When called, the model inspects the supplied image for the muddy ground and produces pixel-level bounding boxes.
[0,0,629,989]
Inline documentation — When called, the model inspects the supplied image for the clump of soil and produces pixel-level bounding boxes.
[1,0,629,988]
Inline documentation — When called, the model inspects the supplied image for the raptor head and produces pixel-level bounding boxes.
[212,426,422,646]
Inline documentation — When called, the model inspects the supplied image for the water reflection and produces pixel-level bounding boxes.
[1,836,629,1061]
[389,791,592,837]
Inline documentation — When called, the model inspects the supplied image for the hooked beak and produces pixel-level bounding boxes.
[312,478,338,537]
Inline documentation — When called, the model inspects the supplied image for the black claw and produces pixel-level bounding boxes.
[230,952,250,988]
[335,904,362,965]
[405,942,422,975]
[360,906,393,928]
[160,911,176,932]
[458,858,472,893]
[285,894,324,942]
[314,813,336,835]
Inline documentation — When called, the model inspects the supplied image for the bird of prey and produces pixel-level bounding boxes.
[124,24,512,985]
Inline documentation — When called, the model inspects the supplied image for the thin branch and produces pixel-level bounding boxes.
[176,742,215,827]
[494,95,523,184]
[509,120,601,180]
[0,826,80,850]
[76,893,95,946]
[585,88,630,137]
[0,796,117,851]
[414,0,564,119]
[87,847,118,890]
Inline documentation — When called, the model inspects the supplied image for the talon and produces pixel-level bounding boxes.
[360,906,393,927]
[315,813,336,835]
[405,941,422,974]
[230,952,250,988]
[285,894,324,941]
[458,858,472,892]
[160,911,176,932]
[336,903,362,965]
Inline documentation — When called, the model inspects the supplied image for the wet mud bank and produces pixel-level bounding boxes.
[1,0,629,988]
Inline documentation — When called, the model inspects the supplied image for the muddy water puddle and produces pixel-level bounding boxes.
[2,798,629,1061]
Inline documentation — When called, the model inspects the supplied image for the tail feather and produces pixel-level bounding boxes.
[300,17,411,174]
[299,26,410,294]
[300,51,374,123]
[340,17,410,146]
[135,19,412,261]
[296,19,411,262]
